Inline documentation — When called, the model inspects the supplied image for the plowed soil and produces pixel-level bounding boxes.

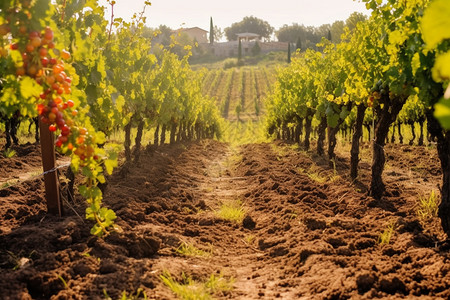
[1,139,449,299]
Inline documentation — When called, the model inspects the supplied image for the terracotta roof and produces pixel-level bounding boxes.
[174,27,208,33]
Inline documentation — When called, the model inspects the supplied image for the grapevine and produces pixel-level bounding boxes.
[265,0,450,236]
[0,0,118,237]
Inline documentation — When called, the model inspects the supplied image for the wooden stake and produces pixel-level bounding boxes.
[39,117,62,216]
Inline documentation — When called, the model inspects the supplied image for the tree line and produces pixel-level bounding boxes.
[142,12,368,58]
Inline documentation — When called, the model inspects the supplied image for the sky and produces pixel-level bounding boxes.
[98,0,370,37]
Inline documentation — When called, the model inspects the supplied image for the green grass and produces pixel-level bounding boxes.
[103,288,148,300]
[378,222,395,245]
[175,241,213,258]
[223,147,243,170]
[1,181,17,189]
[58,275,68,289]
[298,165,340,184]
[306,171,329,184]
[269,143,288,158]
[215,200,245,223]
[4,148,17,158]
[191,52,286,70]
[416,190,440,222]
[244,234,256,245]
[160,271,234,300]
[221,119,271,147]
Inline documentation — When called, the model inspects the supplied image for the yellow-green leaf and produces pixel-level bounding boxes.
[422,0,450,48]
[435,98,450,129]
[432,52,450,82]
[20,77,42,99]
[411,52,421,75]
[104,159,117,175]
[115,94,125,112]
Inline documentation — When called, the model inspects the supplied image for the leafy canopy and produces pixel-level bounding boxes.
[224,16,273,41]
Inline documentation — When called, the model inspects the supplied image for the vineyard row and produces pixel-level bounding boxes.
[266,0,450,235]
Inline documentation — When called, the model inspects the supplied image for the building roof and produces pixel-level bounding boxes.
[175,27,208,33]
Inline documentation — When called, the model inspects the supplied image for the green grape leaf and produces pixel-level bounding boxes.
[432,52,450,82]
[99,207,117,225]
[411,52,421,75]
[90,69,102,85]
[115,94,125,113]
[90,225,103,237]
[95,131,106,145]
[434,98,450,129]
[82,166,94,178]
[79,185,88,199]
[85,85,97,99]
[97,174,106,184]
[20,77,42,99]
[104,158,118,175]
[327,113,340,128]
[422,0,450,48]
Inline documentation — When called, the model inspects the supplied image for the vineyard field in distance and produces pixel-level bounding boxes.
[201,66,276,121]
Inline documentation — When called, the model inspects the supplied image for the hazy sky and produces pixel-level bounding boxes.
[99,0,369,34]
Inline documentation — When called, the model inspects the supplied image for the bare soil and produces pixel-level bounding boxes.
[1,139,449,299]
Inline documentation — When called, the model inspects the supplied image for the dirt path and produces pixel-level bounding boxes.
[186,145,295,299]
[148,144,277,299]
[1,140,450,299]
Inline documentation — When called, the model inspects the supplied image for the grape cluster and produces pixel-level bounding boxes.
[368,80,391,107]
[1,14,97,162]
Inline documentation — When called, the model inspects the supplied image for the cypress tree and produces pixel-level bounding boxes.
[252,41,261,56]
[296,37,302,51]
[210,17,214,44]
[287,42,291,64]
[327,30,332,41]
[238,39,242,61]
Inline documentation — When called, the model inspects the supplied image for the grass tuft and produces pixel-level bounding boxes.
[416,190,440,222]
[299,165,340,184]
[1,181,17,189]
[104,288,148,300]
[221,120,271,147]
[378,222,395,245]
[244,234,256,245]
[4,148,16,158]
[160,271,233,300]
[175,241,213,258]
[215,200,245,223]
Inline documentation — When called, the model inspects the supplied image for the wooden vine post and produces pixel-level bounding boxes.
[39,117,62,216]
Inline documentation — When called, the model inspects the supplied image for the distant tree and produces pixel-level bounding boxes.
[287,42,291,64]
[225,16,274,41]
[141,26,154,40]
[210,17,214,44]
[276,23,306,43]
[213,25,223,42]
[154,25,173,47]
[296,37,302,51]
[238,39,242,61]
[316,24,331,40]
[278,24,329,51]
[171,31,194,58]
[345,12,367,31]
[252,41,261,56]
[330,20,345,43]
[327,30,332,41]
[192,37,204,55]
[304,25,319,47]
